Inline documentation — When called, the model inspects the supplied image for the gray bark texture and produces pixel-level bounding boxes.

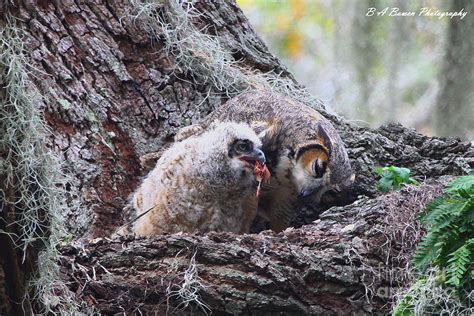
[60,178,449,315]
[0,0,473,315]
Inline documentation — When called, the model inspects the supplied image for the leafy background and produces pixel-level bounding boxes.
[237,0,473,140]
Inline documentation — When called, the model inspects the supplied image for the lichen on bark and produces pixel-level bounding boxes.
[0,19,78,314]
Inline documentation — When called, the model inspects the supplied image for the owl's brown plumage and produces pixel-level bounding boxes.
[174,90,354,232]
[124,122,265,236]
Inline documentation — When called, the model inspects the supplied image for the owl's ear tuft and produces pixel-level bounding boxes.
[317,124,332,156]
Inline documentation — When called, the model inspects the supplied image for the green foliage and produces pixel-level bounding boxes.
[413,173,474,292]
[393,174,474,315]
[375,166,418,192]
[446,241,472,288]
[236,0,468,138]
[446,170,474,193]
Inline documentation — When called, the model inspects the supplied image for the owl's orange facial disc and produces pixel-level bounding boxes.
[294,144,330,198]
[299,148,328,178]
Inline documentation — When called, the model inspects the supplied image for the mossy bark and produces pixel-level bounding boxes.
[0,1,472,314]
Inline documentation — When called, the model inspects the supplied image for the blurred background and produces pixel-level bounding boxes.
[237,0,473,140]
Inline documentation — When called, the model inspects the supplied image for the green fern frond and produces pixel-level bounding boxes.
[463,208,474,223]
[446,174,474,193]
[420,198,450,224]
[413,174,474,291]
[420,197,468,226]
[402,173,474,314]
[414,229,442,270]
[445,242,472,287]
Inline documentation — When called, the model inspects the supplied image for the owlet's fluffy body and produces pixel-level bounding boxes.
[129,122,266,236]
[175,90,354,232]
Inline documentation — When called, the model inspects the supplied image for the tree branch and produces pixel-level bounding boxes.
[60,179,449,314]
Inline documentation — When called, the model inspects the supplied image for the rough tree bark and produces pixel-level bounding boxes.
[60,178,450,315]
[0,0,472,315]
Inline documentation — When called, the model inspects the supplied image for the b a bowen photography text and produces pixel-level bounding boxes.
[366,6,468,19]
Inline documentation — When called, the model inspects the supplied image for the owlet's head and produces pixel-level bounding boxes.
[207,122,266,181]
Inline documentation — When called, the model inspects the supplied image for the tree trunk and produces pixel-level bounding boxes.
[434,0,474,139]
[0,0,473,314]
[350,0,378,124]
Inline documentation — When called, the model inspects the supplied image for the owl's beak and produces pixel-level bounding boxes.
[298,184,327,200]
[251,148,266,164]
[298,188,315,199]
[239,148,266,165]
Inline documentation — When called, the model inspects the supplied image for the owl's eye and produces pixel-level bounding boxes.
[236,140,253,152]
[312,159,326,178]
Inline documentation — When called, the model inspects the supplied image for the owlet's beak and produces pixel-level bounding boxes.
[240,148,266,165]
[249,148,266,164]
